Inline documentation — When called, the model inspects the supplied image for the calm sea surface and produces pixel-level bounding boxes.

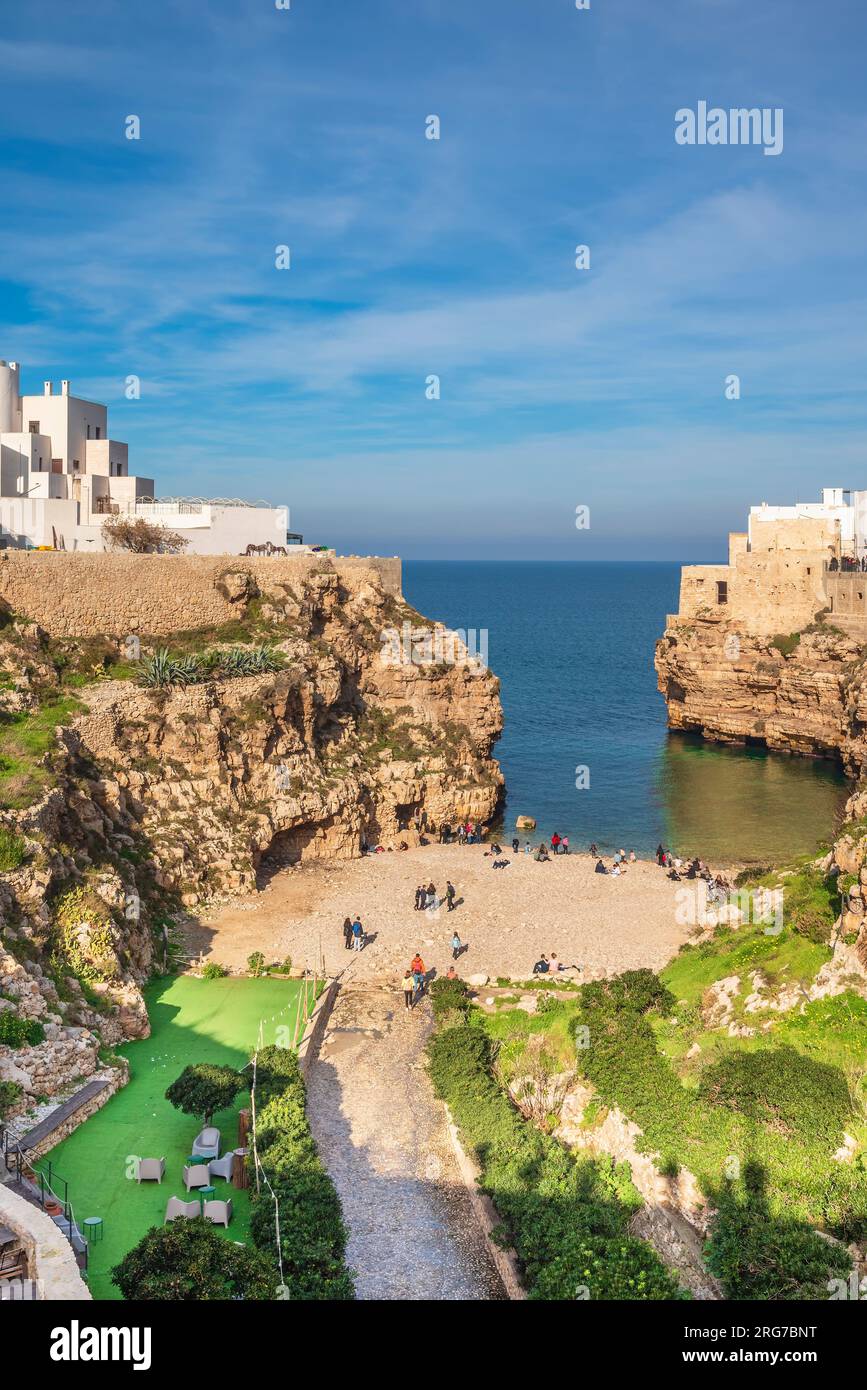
[402,561,848,866]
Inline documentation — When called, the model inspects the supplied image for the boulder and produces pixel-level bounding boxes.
[515,815,536,830]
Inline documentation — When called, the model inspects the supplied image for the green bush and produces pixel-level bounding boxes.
[201,962,228,980]
[165,1063,243,1123]
[0,1012,45,1047]
[0,1079,23,1118]
[429,976,471,1019]
[574,969,867,1296]
[0,827,26,871]
[111,1217,275,1300]
[249,1046,354,1300]
[427,1023,685,1300]
[247,951,265,977]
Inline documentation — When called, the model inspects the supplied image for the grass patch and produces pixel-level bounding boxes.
[0,695,84,808]
[0,825,26,870]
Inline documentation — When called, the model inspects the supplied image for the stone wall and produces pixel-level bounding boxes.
[0,1182,91,1300]
[0,551,402,636]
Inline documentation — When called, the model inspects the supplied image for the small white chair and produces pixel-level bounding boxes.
[164,1197,200,1223]
[136,1158,166,1184]
[192,1127,221,1160]
[183,1164,211,1192]
[207,1152,234,1182]
[203,1198,233,1228]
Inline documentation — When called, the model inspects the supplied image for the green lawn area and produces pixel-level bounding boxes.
[39,974,313,1300]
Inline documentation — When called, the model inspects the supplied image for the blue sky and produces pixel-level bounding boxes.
[1,0,866,558]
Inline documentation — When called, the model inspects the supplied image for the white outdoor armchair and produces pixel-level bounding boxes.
[203,1198,233,1228]
[207,1152,234,1182]
[136,1158,166,1184]
[183,1164,211,1192]
[192,1127,221,1159]
[164,1197,200,1223]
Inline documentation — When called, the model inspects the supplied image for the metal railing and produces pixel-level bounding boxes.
[1,1126,88,1272]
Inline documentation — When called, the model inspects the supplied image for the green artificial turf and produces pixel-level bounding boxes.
[38,974,314,1300]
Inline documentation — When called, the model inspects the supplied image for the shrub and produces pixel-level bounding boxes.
[429,976,471,1020]
[201,962,229,980]
[102,515,188,555]
[427,1023,685,1300]
[574,969,867,1296]
[0,1079,23,1117]
[111,1217,274,1300]
[249,1046,354,1299]
[247,951,265,977]
[165,1063,243,1123]
[0,827,26,872]
[0,1012,45,1047]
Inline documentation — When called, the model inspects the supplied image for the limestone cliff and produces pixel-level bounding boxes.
[0,561,503,1112]
[655,617,867,772]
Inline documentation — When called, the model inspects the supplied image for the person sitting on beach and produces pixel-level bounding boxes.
[492,857,510,869]
[532,955,550,974]
[594,858,608,874]
[534,844,550,862]
[629,849,636,863]
[446,964,458,980]
[549,953,580,974]
[611,862,622,877]
[525,842,531,854]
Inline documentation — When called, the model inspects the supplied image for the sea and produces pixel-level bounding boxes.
[402,560,848,866]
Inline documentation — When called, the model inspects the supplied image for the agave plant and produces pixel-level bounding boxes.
[138,648,176,688]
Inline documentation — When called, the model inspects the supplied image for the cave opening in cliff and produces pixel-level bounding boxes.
[256,817,340,886]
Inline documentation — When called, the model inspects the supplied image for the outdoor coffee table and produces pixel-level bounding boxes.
[197,1184,215,1215]
[186,1155,207,1165]
[82,1217,103,1244]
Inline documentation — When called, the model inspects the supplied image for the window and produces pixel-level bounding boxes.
[95,426,101,439]
[72,459,80,472]
[86,424,90,439]
[716,580,728,605]
[806,567,811,576]
[28,420,39,434]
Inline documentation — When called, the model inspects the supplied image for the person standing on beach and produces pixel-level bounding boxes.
[411,953,426,998]
[451,930,463,960]
[561,835,569,854]
[351,917,364,951]
[414,884,423,910]
[342,916,353,950]
[446,880,456,912]
[401,970,414,1010]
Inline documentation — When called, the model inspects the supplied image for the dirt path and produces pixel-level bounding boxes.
[305,980,505,1301]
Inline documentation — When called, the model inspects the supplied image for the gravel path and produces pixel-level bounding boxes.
[305,981,505,1301]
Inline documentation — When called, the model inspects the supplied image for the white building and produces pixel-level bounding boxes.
[0,360,298,554]
[748,488,856,550]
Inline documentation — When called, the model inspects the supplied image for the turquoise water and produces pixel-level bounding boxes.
[402,561,848,865]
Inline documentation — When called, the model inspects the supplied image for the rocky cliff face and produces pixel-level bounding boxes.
[655,613,867,977]
[655,617,867,772]
[0,564,503,1109]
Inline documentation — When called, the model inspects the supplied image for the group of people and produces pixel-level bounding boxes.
[413,881,457,911]
[532,952,579,976]
[655,845,731,896]
[829,555,867,572]
[401,954,427,1009]
[591,845,636,876]
[341,916,366,951]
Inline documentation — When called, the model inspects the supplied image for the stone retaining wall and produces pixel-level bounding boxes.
[0,551,402,636]
[0,1183,91,1300]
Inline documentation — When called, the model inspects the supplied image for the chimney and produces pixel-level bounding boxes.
[61,380,69,396]
[43,381,52,396]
